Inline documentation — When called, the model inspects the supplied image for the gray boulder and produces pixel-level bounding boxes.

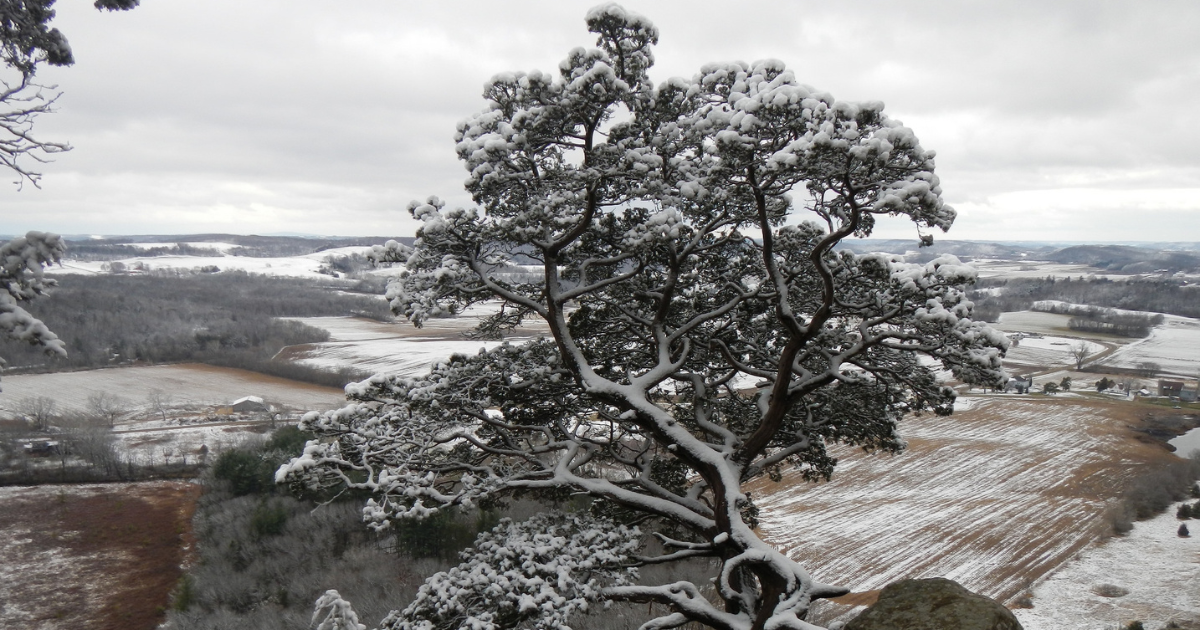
[843,577,1023,630]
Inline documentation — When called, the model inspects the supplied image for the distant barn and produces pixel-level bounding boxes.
[230,396,268,413]
[1005,375,1034,394]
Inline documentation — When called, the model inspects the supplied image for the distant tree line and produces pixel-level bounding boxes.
[1028,301,1165,338]
[62,235,415,260]
[969,277,1200,323]
[63,242,229,261]
[0,271,390,387]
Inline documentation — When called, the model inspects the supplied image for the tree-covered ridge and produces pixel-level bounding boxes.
[969,276,1200,322]
[0,272,389,384]
[279,5,1007,630]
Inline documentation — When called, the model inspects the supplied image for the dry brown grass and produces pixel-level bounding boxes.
[0,481,200,630]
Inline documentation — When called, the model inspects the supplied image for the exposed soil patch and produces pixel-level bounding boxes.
[0,481,201,630]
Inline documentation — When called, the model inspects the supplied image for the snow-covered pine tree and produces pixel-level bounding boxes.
[278,5,1008,629]
[0,1,139,381]
[0,231,66,387]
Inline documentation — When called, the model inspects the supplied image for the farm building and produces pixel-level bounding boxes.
[1005,375,1034,394]
[1158,380,1199,402]
[230,396,268,412]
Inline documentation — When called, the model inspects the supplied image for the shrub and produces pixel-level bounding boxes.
[250,500,289,539]
[212,448,273,496]
[172,574,195,612]
[1177,503,1192,519]
[1093,584,1130,598]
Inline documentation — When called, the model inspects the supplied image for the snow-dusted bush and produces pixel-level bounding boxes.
[279,5,1007,629]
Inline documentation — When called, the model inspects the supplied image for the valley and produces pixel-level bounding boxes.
[2,237,1199,629]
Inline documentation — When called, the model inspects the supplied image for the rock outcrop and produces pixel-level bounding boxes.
[843,578,1023,630]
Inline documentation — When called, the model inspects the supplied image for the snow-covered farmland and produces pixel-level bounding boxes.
[971,260,1110,280]
[280,311,549,377]
[752,395,1174,626]
[1002,335,1104,368]
[993,311,1079,337]
[1014,501,1200,630]
[49,245,375,279]
[1097,315,1200,377]
[0,363,345,414]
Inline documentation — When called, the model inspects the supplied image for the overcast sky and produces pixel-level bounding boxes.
[2,0,1198,242]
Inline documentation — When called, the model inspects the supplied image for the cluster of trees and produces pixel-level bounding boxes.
[1107,453,1200,534]
[0,410,201,485]
[172,428,714,630]
[58,242,228,261]
[969,276,1200,323]
[1066,314,1162,339]
[0,271,387,386]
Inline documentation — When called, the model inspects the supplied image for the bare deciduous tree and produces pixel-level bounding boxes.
[1069,340,1091,370]
[15,395,56,431]
[0,0,140,187]
[87,392,129,428]
[147,389,171,422]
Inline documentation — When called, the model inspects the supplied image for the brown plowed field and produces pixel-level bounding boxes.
[0,481,201,630]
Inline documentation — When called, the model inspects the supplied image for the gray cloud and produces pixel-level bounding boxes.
[2,0,1198,242]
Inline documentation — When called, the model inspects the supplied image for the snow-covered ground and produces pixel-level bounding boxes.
[0,364,348,462]
[1003,335,1104,368]
[0,363,345,414]
[281,304,550,377]
[971,260,1114,280]
[49,245,375,279]
[1014,501,1200,630]
[1098,315,1200,377]
[993,311,1079,337]
[1170,428,1200,458]
[754,395,1163,626]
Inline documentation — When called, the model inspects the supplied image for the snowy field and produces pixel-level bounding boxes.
[971,259,1111,280]
[0,363,345,414]
[1014,501,1200,630]
[0,364,347,462]
[48,245,375,279]
[1097,315,1200,378]
[752,395,1173,625]
[993,311,1079,336]
[280,307,550,377]
[1002,335,1105,368]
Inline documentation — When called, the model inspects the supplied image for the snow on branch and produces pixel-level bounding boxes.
[285,4,1010,628]
[378,511,639,630]
[313,589,368,630]
[0,232,66,380]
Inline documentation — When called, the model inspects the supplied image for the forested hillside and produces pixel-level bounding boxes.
[0,272,390,386]
[969,277,1200,322]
